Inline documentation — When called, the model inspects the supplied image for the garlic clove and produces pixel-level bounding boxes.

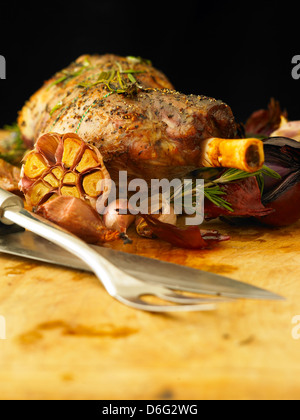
[103,199,136,233]
[271,120,300,142]
[136,204,177,238]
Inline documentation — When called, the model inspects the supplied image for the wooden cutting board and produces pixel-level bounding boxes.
[0,217,300,400]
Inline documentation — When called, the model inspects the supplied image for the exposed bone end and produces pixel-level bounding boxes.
[202,138,265,173]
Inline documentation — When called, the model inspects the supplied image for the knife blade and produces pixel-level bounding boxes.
[0,228,284,300]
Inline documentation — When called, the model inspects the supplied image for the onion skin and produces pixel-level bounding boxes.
[205,177,273,219]
[135,204,177,238]
[256,183,300,227]
[141,214,230,249]
[244,98,288,137]
[255,136,300,227]
[38,196,119,244]
[102,199,135,233]
[0,159,21,193]
[271,121,300,142]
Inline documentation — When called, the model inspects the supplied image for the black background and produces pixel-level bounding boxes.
[0,0,299,127]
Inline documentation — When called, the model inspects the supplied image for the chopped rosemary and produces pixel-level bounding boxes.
[127,73,137,84]
[47,58,91,90]
[126,56,152,66]
[78,67,145,94]
[49,100,63,116]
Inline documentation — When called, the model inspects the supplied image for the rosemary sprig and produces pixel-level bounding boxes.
[207,165,281,186]
[170,178,234,213]
[174,165,281,213]
[204,186,234,212]
[49,100,63,116]
[203,165,281,210]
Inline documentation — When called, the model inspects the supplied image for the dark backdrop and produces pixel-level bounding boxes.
[0,0,299,127]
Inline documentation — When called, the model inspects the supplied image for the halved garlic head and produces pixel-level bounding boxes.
[19,132,111,209]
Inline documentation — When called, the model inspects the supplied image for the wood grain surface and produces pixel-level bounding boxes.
[0,218,300,400]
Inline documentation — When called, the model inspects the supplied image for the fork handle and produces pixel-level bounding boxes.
[0,189,121,296]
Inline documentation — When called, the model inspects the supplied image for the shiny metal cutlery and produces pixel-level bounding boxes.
[0,230,283,301]
[0,188,284,311]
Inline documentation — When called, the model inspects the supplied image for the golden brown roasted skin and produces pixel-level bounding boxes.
[18,54,239,182]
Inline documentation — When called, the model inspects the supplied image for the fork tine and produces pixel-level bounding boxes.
[155,291,234,305]
[105,272,229,311]
[115,296,217,312]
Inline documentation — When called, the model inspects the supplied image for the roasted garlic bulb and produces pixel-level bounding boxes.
[19,132,111,209]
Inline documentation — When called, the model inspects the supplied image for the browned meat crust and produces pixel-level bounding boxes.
[18,54,240,182]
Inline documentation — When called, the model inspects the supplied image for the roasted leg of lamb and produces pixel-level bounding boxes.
[17,54,270,247]
[18,54,264,185]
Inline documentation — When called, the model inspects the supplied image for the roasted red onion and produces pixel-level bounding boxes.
[204,176,273,220]
[141,214,230,249]
[256,137,300,226]
[245,98,288,138]
[135,195,177,238]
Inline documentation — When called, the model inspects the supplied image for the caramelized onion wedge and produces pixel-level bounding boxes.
[38,196,119,244]
[0,159,21,193]
[201,138,265,173]
[136,204,177,238]
[141,214,230,249]
[19,132,111,209]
